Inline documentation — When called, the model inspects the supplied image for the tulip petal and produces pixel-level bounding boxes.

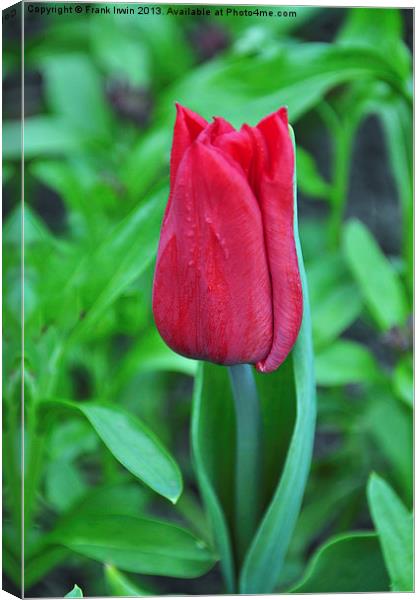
[211,128,254,178]
[253,108,303,373]
[170,104,208,189]
[153,140,273,366]
[202,116,235,141]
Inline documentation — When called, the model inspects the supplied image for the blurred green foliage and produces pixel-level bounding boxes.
[3,4,412,597]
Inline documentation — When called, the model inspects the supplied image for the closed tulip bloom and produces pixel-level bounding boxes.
[152,104,303,373]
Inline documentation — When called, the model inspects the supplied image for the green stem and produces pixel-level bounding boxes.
[317,102,355,249]
[328,123,354,248]
[228,364,263,565]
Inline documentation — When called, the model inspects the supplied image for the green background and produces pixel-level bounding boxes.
[3,4,413,597]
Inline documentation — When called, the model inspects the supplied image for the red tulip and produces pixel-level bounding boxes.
[152,104,303,373]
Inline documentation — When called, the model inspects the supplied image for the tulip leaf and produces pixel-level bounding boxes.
[45,458,86,512]
[113,327,198,383]
[24,481,153,586]
[25,546,70,590]
[377,96,413,294]
[121,129,170,201]
[312,283,362,348]
[42,53,112,139]
[104,564,154,596]
[133,13,193,82]
[290,475,360,558]
[68,187,167,343]
[77,403,182,504]
[70,482,150,520]
[393,355,413,407]
[299,217,329,260]
[290,532,389,593]
[162,43,409,129]
[365,390,412,505]
[239,126,316,593]
[191,364,236,592]
[307,254,363,349]
[51,515,217,578]
[90,18,151,87]
[43,399,182,503]
[255,355,296,510]
[339,7,403,46]
[296,146,331,201]
[3,116,82,160]
[343,219,409,331]
[315,340,380,386]
[367,473,413,591]
[338,8,410,81]
[65,585,83,598]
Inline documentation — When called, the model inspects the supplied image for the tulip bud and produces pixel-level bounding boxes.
[152,104,303,373]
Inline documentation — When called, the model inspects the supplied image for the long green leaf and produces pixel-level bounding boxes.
[290,532,389,593]
[343,219,409,331]
[52,515,217,578]
[161,42,409,128]
[296,146,331,201]
[290,476,361,558]
[104,564,154,596]
[70,482,150,519]
[43,400,182,503]
[25,546,70,590]
[239,126,316,593]
[393,355,413,407]
[365,390,413,504]
[315,339,380,386]
[255,354,295,513]
[337,8,410,81]
[307,254,363,349]
[68,187,167,342]
[377,96,413,295]
[79,403,183,503]
[45,458,86,512]
[367,473,413,591]
[112,327,197,383]
[42,53,112,139]
[3,116,82,160]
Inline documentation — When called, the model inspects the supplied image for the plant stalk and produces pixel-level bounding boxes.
[228,364,263,566]
[329,123,354,248]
